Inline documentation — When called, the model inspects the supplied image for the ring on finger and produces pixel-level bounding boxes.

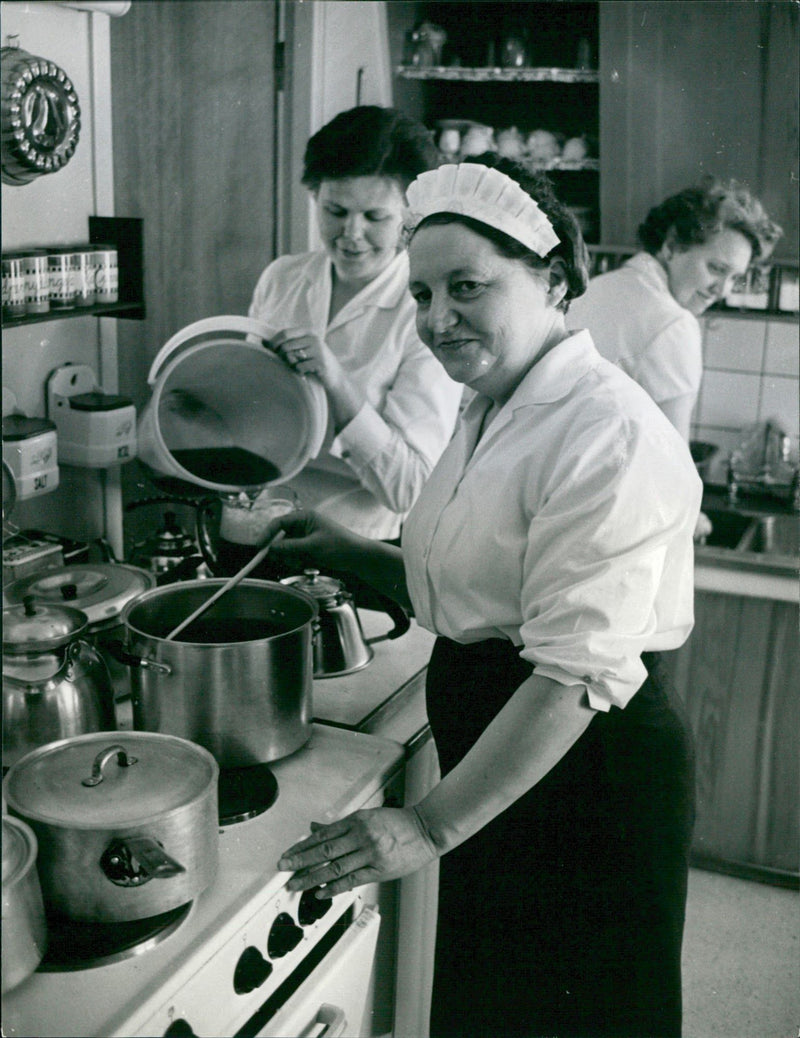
[296,348,307,361]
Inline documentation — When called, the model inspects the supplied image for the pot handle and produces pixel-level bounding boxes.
[81,744,139,786]
[102,639,172,675]
[100,836,187,887]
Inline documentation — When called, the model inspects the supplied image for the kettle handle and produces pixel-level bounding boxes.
[339,572,411,641]
[147,315,278,385]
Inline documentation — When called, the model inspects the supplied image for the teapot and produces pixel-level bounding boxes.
[2,597,116,770]
[281,569,373,677]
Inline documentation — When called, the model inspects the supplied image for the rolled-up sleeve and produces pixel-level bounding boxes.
[518,416,699,710]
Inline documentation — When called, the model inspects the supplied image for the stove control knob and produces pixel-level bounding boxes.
[267,912,304,958]
[233,946,273,994]
[298,888,333,925]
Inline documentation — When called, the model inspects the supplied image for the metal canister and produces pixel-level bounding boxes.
[22,250,49,314]
[92,244,118,303]
[2,253,27,318]
[70,246,96,307]
[47,249,77,310]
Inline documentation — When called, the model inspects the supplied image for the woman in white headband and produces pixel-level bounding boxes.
[272,155,700,1038]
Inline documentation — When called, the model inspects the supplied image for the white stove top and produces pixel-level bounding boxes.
[2,725,404,1038]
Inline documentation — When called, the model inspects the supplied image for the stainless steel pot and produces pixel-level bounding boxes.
[120,579,317,767]
[1,816,47,994]
[281,569,373,677]
[4,563,155,704]
[2,598,116,770]
[3,732,219,923]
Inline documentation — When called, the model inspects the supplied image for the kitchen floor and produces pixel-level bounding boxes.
[682,867,798,1038]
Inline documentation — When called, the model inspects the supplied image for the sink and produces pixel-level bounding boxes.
[701,509,753,549]
[738,514,799,557]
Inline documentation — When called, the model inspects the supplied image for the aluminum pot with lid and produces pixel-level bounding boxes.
[2,597,116,770]
[121,579,317,767]
[3,731,219,923]
[281,569,373,677]
[1,815,47,994]
[4,562,155,703]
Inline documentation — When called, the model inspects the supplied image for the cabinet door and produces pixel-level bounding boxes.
[669,590,799,880]
[599,1,763,245]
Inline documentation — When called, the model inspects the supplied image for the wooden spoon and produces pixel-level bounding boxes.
[165,529,286,641]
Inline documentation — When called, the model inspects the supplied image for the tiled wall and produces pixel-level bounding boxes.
[692,315,800,484]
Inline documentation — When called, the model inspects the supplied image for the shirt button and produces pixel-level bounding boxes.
[341,450,351,459]
[582,674,592,684]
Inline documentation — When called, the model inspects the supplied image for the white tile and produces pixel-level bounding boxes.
[758,374,800,439]
[764,320,800,376]
[698,370,760,428]
[703,316,766,372]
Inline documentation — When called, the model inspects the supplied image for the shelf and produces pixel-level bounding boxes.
[2,216,145,329]
[397,65,600,84]
[3,300,144,328]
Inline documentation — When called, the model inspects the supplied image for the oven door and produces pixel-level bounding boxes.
[240,905,381,1038]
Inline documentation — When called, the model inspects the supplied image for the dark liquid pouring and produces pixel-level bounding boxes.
[170,447,281,487]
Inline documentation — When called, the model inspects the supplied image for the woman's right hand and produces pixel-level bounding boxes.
[266,509,365,573]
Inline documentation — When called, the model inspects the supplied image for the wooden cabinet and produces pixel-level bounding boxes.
[666,589,799,886]
[389,1,601,241]
[599,1,799,262]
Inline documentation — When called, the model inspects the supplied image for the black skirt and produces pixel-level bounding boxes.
[426,637,695,1038]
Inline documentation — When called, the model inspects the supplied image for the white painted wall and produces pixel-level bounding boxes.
[1,0,124,552]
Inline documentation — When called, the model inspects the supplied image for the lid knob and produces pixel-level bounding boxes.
[60,582,78,600]
[23,594,37,617]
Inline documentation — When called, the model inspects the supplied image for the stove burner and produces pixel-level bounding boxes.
[218,762,278,825]
[39,902,192,971]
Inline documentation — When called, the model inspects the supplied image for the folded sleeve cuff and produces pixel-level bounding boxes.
[330,403,391,467]
[531,659,649,712]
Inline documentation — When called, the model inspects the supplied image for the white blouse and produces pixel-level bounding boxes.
[567,252,703,409]
[249,250,462,539]
[402,331,702,711]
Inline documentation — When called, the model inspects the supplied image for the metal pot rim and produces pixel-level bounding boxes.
[121,577,319,641]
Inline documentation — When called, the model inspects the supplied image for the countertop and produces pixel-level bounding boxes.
[695,487,798,602]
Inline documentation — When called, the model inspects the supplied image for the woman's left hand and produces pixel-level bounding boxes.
[272,329,343,388]
[272,328,363,431]
[278,807,439,898]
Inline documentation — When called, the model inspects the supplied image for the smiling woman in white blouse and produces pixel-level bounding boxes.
[248,105,463,541]
[269,155,702,1038]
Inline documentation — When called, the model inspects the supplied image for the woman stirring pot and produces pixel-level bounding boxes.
[248,105,462,541]
[271,156,701,1038]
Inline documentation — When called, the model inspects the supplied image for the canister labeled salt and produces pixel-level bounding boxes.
[92,245,118,303]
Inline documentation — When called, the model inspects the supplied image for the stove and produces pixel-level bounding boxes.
[2,725,404,1038]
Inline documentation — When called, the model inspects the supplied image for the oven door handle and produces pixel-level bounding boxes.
[309,1004,347,1038]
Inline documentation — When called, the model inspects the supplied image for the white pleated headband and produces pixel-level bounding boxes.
[406,163,560,258]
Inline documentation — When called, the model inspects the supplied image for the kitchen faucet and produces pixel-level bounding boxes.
[727,419,800,509]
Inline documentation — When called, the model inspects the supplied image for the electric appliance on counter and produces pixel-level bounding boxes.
[2,724,405,1038]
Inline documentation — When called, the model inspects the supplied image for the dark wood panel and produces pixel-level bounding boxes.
[670,589,799,881]
[109,0,277,414]
[599,1,795,249]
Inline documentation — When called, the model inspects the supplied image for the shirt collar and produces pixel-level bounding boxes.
[624,251,670,293]
[462,330,602,421]
[307,250,410,316]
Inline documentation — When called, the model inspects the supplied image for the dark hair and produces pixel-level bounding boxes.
[302,105,440,192]
[638,177,782,262]
[408,153,589,312]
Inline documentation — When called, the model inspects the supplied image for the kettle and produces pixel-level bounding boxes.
[2,596,116,770]
[281,569,373,677]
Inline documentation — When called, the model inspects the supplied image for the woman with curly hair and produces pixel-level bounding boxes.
[568,178,782,441]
